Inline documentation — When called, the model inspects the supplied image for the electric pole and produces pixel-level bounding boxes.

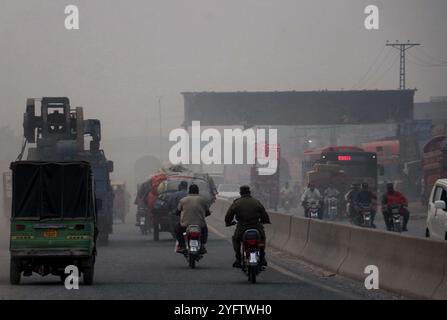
[386,41,420,90]
[158,96,162,160]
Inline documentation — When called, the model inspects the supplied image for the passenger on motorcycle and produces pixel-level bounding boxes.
[381,182,409,232]
[353,182,377,228]
[225,185,271,268]
[301,183,323,219]
[174,184,210,254]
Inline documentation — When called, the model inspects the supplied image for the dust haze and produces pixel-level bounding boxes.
[0,0,446,194]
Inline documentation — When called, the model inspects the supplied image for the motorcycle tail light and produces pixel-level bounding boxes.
[188,231,201,239]
[245,239,258,246]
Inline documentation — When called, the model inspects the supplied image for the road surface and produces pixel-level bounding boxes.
[0,213,398,300]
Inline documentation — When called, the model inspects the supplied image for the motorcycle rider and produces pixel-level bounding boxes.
[354,182,377,228]
[225,185,271,268]
[174,184,211,254]
[168,181,188,212]
[301,183,323,218]
[134,179,151,226]
[381,182,409,232]
[280,182,293,210]
[344,183,360,222]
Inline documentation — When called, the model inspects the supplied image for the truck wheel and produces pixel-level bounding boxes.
[10,258,21,285]
[153,224,160,241]
[83,259,95,285]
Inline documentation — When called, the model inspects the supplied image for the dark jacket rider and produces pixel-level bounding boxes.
[225,185,271,268]
[354,182,377,228]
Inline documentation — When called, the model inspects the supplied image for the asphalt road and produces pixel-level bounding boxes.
[0,212,399,300]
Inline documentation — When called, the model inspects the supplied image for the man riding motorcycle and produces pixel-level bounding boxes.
[280,182,293,210]
[174,184,210,254]
[301,183,323,219]
[381,182,409,232]
[353,182,377,228]
[344,183,360,221]
[225,185,271,268]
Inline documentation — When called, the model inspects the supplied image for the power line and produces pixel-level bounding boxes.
[417,47,447,65]
[351,46,387,90]
[367,53,400,88]
[407,51,446,67]
[386,41,420,89]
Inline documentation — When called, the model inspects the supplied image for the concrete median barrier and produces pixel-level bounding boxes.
[266,212,292,250]
[283,216,309,257]
[301,220,351,273]
[338,227,447,299]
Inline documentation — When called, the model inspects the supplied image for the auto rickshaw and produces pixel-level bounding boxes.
[9,161,99,285]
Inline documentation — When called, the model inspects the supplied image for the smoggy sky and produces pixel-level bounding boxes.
[0,0,446,139]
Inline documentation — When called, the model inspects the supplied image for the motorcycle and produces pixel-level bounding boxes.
[136,207,151,235]
[240,229,264,284]
[326,197,338,220]
[306,200,321,219]
[357,202,373,228]
[387,204,403,233]
[182,225,204,269]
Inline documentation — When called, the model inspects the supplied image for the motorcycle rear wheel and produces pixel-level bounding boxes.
[248,266,257,284]
[189,255,196,269]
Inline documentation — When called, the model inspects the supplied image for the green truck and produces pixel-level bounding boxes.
[9,161,99,285]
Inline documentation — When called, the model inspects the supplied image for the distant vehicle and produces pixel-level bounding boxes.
[426,179,447,240]
[303,146,380,194]
[141,169,216,241]
[422,135,447,204]
[112,181,130,223]
[217,184,240,201]
[2,171,12,219]
[9,161,98,285]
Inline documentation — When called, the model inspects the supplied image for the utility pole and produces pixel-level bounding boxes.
[158,96,162,160]
[386,40,420,90]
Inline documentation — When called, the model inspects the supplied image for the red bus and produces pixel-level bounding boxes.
[302,146,379,193]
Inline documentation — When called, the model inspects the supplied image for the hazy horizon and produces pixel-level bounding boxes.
[1,0,446,140]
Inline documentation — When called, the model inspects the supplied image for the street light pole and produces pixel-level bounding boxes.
[158,96,162,160]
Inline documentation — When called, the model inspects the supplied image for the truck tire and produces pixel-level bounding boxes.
[153,224,160,241]
[83,259,95,285]
[10,258,21,285]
